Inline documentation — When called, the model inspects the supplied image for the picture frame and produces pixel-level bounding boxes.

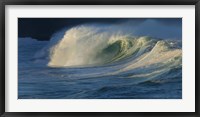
[1,0,199,116]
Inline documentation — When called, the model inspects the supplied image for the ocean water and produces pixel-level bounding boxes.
[18,23,182,99]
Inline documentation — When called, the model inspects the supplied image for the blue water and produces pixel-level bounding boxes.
[18,38,182,99]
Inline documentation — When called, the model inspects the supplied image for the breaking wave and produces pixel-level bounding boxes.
[31,23,182,83]
[47,25,182,68]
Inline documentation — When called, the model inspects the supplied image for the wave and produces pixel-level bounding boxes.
[46,25,181,68]
[31,23,182,83]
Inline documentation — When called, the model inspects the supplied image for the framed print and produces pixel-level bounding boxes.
[0,0,199,116]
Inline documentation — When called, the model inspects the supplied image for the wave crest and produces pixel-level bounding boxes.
[46,25,181,69]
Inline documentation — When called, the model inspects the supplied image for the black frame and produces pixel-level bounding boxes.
[0,0,199,117]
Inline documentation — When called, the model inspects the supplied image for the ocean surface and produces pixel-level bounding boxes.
[18,23,182,99]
